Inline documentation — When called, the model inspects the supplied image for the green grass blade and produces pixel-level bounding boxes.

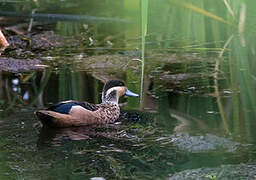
[140,0,148,102]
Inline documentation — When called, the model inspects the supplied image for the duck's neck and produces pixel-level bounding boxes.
[102,97,119,104]
[102,95,119,104]
[102,89,119,104]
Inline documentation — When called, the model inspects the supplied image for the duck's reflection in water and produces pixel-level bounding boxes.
[37,123,121,148]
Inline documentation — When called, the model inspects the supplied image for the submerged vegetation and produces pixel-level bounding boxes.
[0,0,256,179]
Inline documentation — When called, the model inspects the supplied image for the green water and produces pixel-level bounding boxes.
[1,0,256,179]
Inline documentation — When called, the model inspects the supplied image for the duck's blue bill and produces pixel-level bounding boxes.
[125,89,139,97]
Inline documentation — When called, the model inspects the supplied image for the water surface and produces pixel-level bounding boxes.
[1,0,256,179]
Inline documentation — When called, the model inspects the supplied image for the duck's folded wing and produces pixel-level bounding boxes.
[47,100,98,114]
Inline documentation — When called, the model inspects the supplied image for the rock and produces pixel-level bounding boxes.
[169,163,256,180]
[169,133,245,153]
[0,57,44,72]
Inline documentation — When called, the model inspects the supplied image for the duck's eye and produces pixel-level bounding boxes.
[118,82,125,86]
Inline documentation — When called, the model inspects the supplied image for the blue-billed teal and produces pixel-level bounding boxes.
[35,80,139,127]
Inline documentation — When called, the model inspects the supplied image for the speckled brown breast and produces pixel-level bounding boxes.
[96,103,120,124]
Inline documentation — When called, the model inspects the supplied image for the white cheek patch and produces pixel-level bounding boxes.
[105,86,122,97]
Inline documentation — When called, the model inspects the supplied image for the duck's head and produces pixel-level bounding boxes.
[102,80,139,104]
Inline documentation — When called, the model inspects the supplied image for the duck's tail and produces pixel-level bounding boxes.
[35,110,55,127]
[35,110,74,128]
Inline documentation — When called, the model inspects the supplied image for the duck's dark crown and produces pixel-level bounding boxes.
[103,80,125,95]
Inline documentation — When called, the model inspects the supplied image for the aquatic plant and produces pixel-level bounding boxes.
[140,0,148,102]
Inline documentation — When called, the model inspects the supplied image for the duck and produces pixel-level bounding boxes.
[35,80,139,128]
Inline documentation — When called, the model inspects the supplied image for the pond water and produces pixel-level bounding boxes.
[1,70,255,180]
[1,0,256,179]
